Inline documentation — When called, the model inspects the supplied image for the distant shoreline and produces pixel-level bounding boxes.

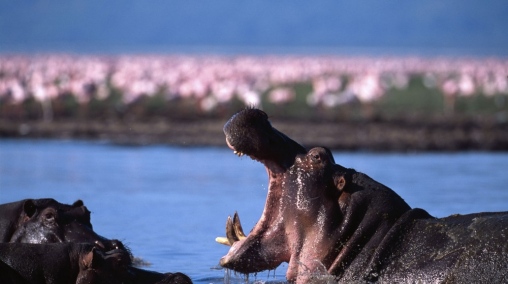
[2,118,507,152]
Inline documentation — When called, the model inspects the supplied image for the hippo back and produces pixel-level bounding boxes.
[375,211,508,283]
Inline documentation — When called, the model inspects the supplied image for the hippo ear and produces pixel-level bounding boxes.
[82,248,99,269]
[78,207,92,227]
[23,199,37,218]
[334,176,347,191]
[82,250,94,269]
[323,147,335,164]
[73,200,84,207]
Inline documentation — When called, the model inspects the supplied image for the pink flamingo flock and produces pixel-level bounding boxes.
[1,55,507,112]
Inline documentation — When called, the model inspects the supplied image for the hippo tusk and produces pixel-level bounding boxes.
[215,236,231,246]
[214,216,237,246]
[225,215,240,244]
[215,212,248,246]
[233,212,247,240]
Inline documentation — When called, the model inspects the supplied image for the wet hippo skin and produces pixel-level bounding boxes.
[0,242,128,284]
[0,199,86,242]
[0,242,193,284]
[217,108,508,283]
[0,198,126,252]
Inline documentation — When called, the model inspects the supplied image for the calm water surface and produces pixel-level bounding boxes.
[1,139,507,283]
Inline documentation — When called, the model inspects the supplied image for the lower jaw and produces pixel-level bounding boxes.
[220,254,285,275]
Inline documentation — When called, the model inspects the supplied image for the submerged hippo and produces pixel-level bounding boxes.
[0,243,192,284]
[0,199,125,251]
[217,108,508,283]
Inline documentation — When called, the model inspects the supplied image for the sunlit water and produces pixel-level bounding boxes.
[1,139,507,283]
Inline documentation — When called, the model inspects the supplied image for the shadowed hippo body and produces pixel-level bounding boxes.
[372,211,508,283]
[0,199,126,252]
[217,108,508,283]
[0,242,124,284]
[0,243,192,284]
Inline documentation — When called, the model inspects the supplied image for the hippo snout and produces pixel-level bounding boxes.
[217,211,289,274]
[219,239,281,274]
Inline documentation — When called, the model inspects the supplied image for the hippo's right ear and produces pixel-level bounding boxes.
[72,200,84,207]
[334,175,347,191]
[22,199,37,219]
[82,248,99,269]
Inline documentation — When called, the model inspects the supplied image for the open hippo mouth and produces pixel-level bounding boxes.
[219,108,306,274]
[223,108,307,172]
[217,108,412,283]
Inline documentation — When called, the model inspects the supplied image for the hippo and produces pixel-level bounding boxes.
[0,198,126,252]
[0,243,192,284]
[0,199,86,242]
[216,108,508,283]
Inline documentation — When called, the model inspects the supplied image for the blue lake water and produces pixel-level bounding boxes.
[3,1,508,57]
[1,139,507,283]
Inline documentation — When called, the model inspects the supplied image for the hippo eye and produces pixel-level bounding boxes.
[311,153,320,162]
[44,212,55,222]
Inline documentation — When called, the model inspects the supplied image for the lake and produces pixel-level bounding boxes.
[1,139,507,283]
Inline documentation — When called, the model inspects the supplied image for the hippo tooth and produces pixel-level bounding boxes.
[233,212,247,240]
[225,215,240,245]
[215,213,248,246]
[215,237,231,246]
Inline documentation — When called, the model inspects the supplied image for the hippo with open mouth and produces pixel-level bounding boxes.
[217,108,508,283]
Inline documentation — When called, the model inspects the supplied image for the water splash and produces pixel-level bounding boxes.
[317,205,326,235]
[224,268,231,284]
[296,168,310,211]
[220,266,286,284]
[296,260,336,284]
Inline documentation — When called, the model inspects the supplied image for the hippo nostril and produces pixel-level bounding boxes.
[110,240,121,250]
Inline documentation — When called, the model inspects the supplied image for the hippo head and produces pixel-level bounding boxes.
[218,108,411,282]
[76,248,132,284]
[10,199,126,252]
[77,248,193,284]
